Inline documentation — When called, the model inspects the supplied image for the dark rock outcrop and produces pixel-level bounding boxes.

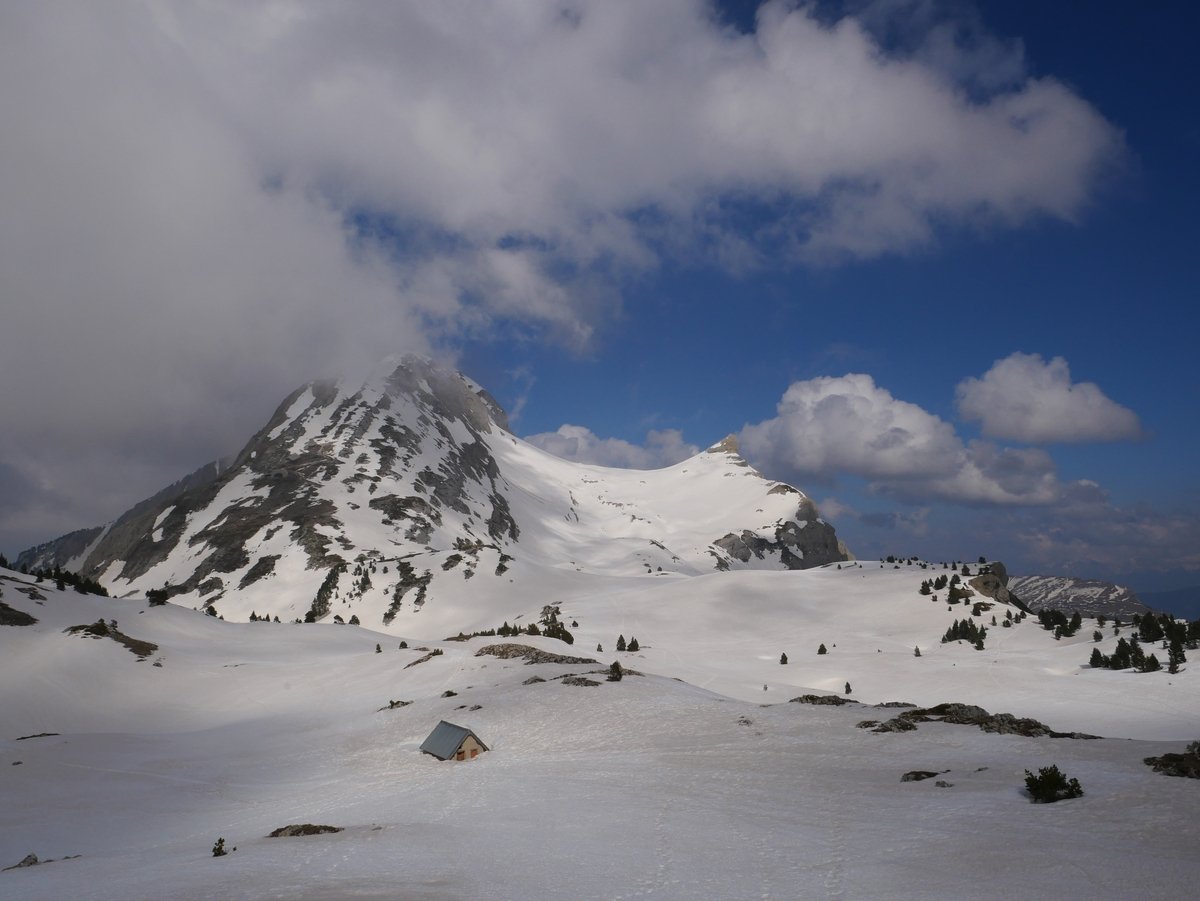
[475,644,598,666]
[560,675,600,687]
[1144,748,1200,779]
[707,436,849,571]
[866,716,918,733]
[0,599,38,627]
[969,562,1030,613]
[713,515,846,571]
[790,694,853,706]
[268,824,343,838]
[862,702,1100,739]
[63,620,158,660]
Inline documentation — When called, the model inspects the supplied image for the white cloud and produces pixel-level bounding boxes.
[525,426,699,470]
[0,1,1124,423]
[92,0,1121,278]
[0,1,1123,549]
[735,370,1194,579]
[738,374,964,481]
[903,440,1063,506]
[738,373,1076,505]
[955,353,1143,443]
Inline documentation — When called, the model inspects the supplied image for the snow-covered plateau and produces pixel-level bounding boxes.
[2,564,1198,901]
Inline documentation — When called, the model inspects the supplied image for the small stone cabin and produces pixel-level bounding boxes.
[419,720,489,761]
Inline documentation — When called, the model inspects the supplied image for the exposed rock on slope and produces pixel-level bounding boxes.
[710,441,847,571]
[1144,746,1200,779]
[968,562,1031,613]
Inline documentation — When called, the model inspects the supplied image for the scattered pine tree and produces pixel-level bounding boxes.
[942,618,987,647]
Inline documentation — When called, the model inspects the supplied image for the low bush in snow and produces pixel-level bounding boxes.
[1024,765,1083,803]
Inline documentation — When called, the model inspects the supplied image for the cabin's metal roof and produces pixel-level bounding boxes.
[419,720,488,760]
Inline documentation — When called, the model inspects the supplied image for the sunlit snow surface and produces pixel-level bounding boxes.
[2,568,1198,900]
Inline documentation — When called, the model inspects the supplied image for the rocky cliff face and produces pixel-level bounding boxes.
[19,356,849,630]
[708,437,849,570]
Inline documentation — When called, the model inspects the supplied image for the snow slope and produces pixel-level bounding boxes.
[3,567,1198,900]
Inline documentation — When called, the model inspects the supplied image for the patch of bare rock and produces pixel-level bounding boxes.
[475,643,598,665]
[1144,743,1200,779]
[63,620,158,660]
[789,694,854,706]
[857,702,1101,739]
[268,824,343,838]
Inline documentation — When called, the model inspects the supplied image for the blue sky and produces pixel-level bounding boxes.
[1,1,1197,592]
[458,1,1200,590]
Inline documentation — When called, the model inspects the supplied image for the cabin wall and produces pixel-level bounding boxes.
[455,736,486,760]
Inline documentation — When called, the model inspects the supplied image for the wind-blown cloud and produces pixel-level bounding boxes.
[0,1,1122,549]
[525,426,699,470]
[955,353,1143,443]
[738,373,1072,505]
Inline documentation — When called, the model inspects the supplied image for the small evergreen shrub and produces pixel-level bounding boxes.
[1024,765,1083,803]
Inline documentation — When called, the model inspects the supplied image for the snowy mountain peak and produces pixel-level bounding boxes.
[20,358,849,631]
[707,433,743,457]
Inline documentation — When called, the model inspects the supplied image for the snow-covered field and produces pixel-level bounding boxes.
[3,566,1198,900]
